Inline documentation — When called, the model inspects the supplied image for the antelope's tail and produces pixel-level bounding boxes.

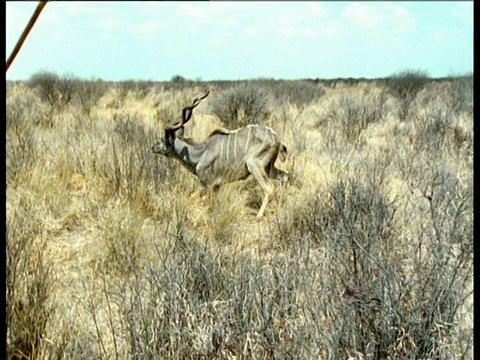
[280,143,287,162]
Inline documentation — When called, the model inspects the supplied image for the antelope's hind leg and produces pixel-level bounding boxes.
[246,159,274,218]
[269,166,289,184]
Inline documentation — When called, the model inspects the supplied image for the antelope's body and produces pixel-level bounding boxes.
[152,91,288,218]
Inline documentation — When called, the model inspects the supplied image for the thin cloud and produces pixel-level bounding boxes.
[178,2,234,20]
[277,13,306,27]
[318,20,344,39]
[6,4,34,54]
[55,2,116,18]
[276,27,318,39]
[132,20,169,37]
[386,4,416,33]
[6,3,36,34]
[342,3,383,29]
[341,3,416,34]
[273,4,331,39]
[244,27,256,37]
[309,3,328,19]
[454,2,473,28]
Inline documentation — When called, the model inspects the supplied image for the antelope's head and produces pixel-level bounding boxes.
[152,91,209,157]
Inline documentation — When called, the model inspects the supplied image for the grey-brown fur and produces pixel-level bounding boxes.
[152,91,288,218]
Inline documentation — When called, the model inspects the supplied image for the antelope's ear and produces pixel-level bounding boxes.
[165,130,174,145]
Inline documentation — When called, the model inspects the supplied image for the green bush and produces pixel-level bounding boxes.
[385,69,430,121]
[209,82,271,128]
[322,93,387,143]
[28,70,77,108]
[411,107,472,153]
[74,78,109,115]
[450,74,473,115]
[273,168,472,358]
[259,79,325,108]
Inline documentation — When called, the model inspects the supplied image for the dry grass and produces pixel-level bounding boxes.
[6,73,473,359]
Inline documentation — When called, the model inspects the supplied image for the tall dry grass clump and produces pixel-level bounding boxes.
[6,71,472,359]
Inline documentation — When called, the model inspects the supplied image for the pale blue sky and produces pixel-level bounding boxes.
[6,1,473,81]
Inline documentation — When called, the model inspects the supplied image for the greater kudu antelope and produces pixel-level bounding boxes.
[152,91,288,218]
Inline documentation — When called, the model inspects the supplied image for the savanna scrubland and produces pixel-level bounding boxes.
[6,71,473,359]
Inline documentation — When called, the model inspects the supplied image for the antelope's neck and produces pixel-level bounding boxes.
[172,138,206,174]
